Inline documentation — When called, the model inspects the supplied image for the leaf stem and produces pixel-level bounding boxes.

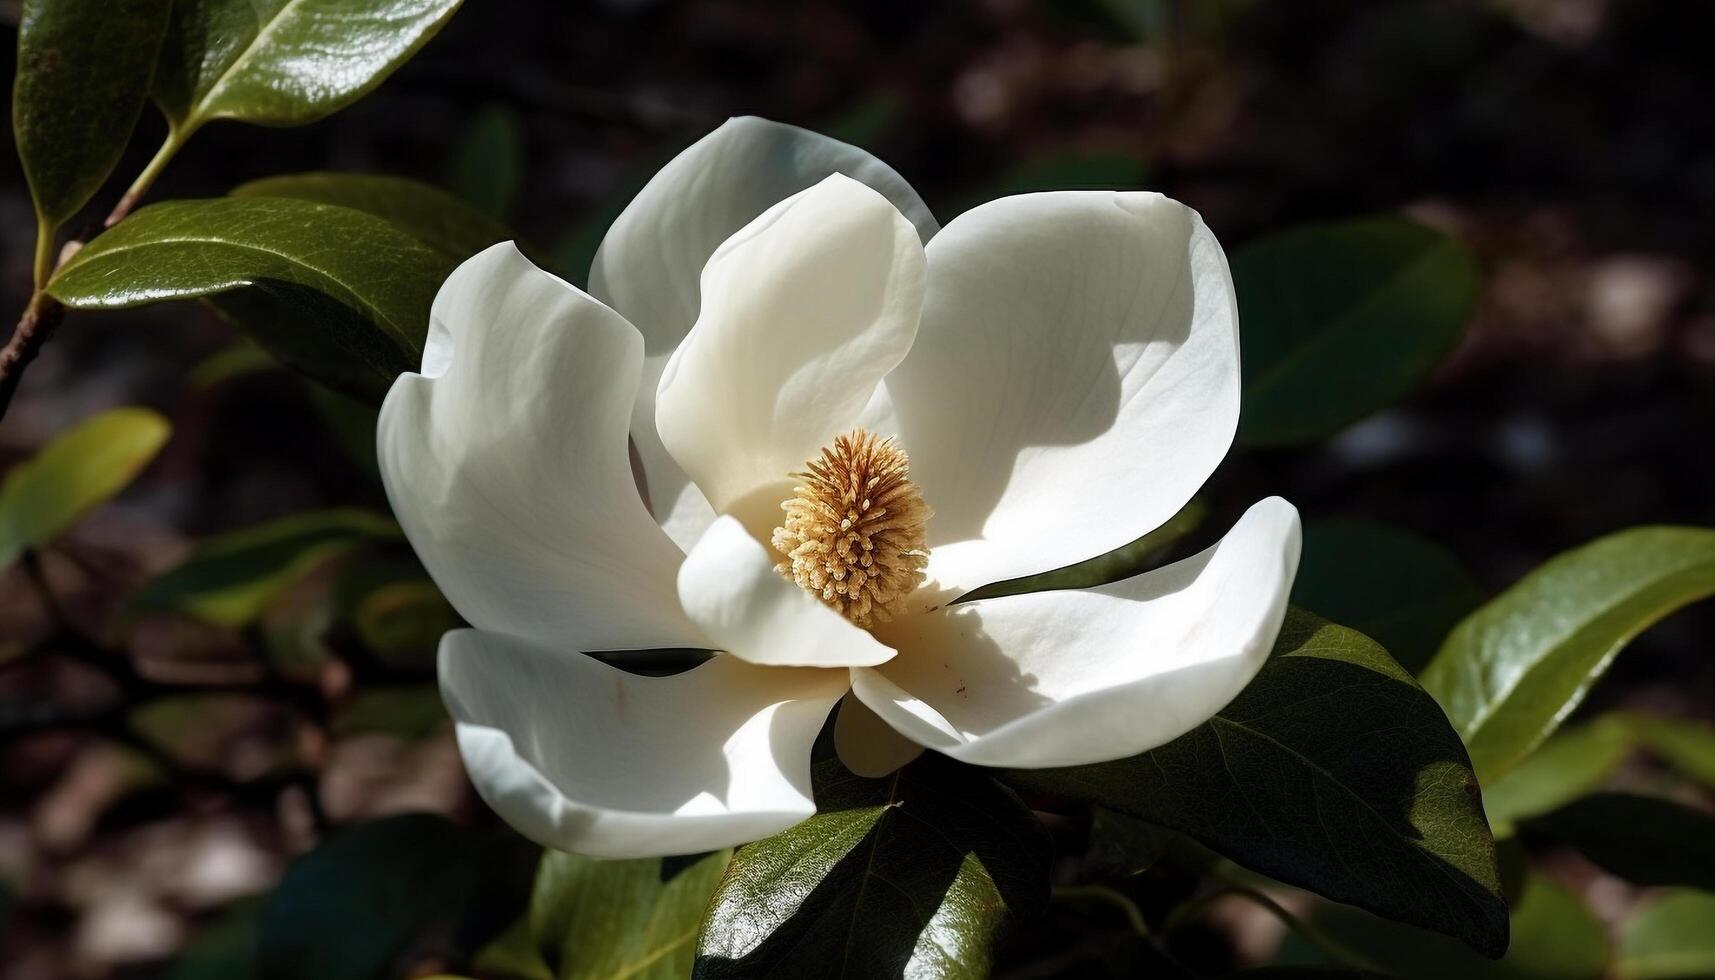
[1052,884,1152,940]
[1163,885,1385,974]
[106,126,188,228]
[32,218,55,292]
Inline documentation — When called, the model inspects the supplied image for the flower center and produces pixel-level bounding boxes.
[771,428,931,628]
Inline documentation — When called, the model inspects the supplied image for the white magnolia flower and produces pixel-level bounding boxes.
[379,117,1302,859]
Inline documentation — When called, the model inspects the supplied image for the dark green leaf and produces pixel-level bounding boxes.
[154,0,463,136]
[0,407,169,568]
[1420,526,1715,782]
[1481,717,1632,837]
[355,579,460,667]
[1618,890,1715,980]
[1235,215,1478,447]
[529,849,729,980]
[1526,793,1715,892]
[47,197,456,402]
[233,172,512,262]
[1005,609,1507,955]
[447,103,525,222]
[1277,872,1606,978]
[131,508,399,627]
[12,0,170,230]
[695,756,1051,979]
[960,498,1206,602]
[257,814,496,980]
[1291,520,1484,673]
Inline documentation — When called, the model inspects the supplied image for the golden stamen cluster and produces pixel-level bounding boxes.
[772,429,931,628]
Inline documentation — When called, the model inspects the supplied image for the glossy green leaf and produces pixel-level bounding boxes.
[131,508,399,627]
[47,197,456,402]
[1291,520,1484,673]
[153,0,463,136]
[1526,793,1715,892]
[1278,872,1606,979]
[257,814,497,980]
[1235,215,1478,447]
[695,756,1052,978]
[447,104,526,222]
[960,498,1206,602]
[0,407,169,568]
[233,172,512,262]
[1006,609,1507,955]
[12,0,171,231]
[1618,891,1715,980]
[1615,712,1715,793]
[1481,717,1632,837]
[529,849,730,980]
[1420,526,1715,782]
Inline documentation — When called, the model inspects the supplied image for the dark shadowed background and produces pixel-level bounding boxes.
[2,0,1713,976]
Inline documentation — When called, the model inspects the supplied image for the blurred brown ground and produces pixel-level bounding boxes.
[2,0,1713,976]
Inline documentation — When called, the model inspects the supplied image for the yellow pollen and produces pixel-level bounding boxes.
[772,429,931,628]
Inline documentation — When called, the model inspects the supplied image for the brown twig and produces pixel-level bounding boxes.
[0,291,66,422]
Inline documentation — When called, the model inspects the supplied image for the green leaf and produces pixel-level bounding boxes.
[153,0,463,136]
[1234,215,1479,447]
[355,579,460,666]
[257,814,499,980]
[0,407,170,568]
[131,508,399,627]
[1278,872,1606,979]
[330,685,448,739]
[1481,717,1632,837]
[47,197,456,402]
[1525,793,1715,892]
[447,104,526,222]
[1005,609,1507,955]
[528,849,730,980]
[1291,520,1485,673]
[1614,712,1715,793]
[12,0,171,231]
[1618,891,1715,980]
[1420,526,1715,783]
[960,498,1207,602]
[695,756,1052,978]
[233,172,512,262]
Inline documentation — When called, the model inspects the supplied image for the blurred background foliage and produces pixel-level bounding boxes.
[2,0,1714,977]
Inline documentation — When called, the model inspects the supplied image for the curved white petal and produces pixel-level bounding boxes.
[379,243,699,653]
[853,497,1301,769]
[656,174,926,520]
[441,630,849,858]
[678,517,894,668]
[590,116,937,546]
[885,192,1242,598]
[833,694,924,777]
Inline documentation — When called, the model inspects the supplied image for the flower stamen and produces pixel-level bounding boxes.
[772,429,930,627]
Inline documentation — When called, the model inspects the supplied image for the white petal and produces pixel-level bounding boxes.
[656,174,926,520]
[379,243,699,653]
[833,694,924,777]
[884,192,1242,598]
[441,630,849,858]
[590,116,937,357]
[853,497,1301,769]
[677,517,894,668]
[591,117,936,545]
